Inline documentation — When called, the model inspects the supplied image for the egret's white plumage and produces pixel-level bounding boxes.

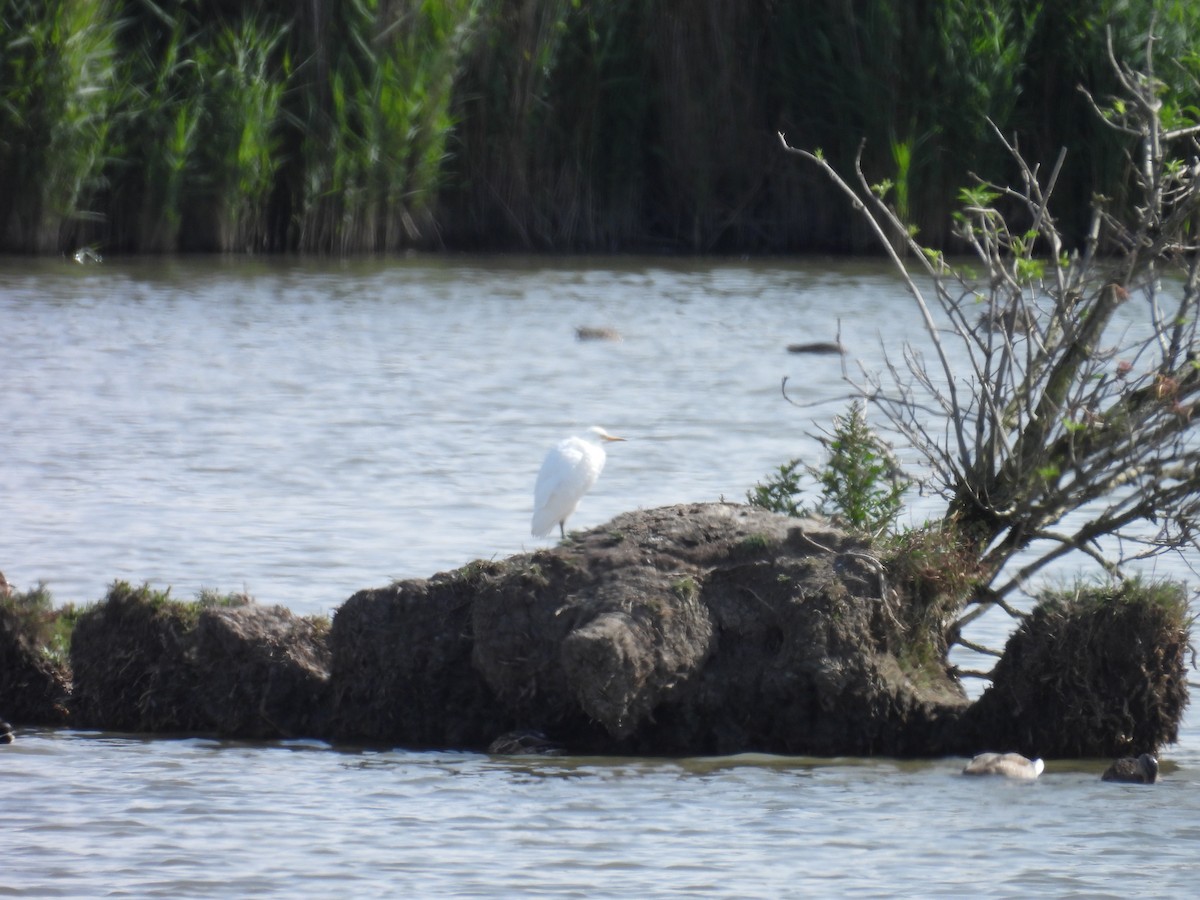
[532,426,626,538]
[962,752,1045,780]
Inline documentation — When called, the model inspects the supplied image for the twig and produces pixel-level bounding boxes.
[956,636,1003,657]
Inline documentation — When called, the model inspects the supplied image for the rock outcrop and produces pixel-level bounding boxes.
[2,503,1189,758]
[331,503,969,755]
[961,583,1191,758]
[0,601,71,725]
[69,583,330,738]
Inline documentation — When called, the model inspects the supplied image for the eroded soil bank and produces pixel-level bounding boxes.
[1,503,1188,757]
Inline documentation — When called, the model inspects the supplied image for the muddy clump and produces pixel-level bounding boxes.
[962,580,1191,758]
[330,567,513,748]
[331,503,970,755]
[71,582,206,732]
[0,587,72,725]
[194,602,332,739]
[71,582,331,737]
[14,503,1188,757]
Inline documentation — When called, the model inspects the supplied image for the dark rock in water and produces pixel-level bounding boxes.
[30,504,1188,757]
[194,604,332,739]
[332,502,970,756]
[329,503,1187,757]
[71,582,331,738]
[331,570,512,748]
[0,602,71,726]
[961,589,1189,759]
[0,720,14,744]
[1102,753,1159,784]
[71,583,204,733]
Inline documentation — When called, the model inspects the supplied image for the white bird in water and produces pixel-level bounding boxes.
[961,752,1045,780]
[531,426,626,539]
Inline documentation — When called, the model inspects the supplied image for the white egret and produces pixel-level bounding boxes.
[961,752,1045,780]
[531,426,626,539]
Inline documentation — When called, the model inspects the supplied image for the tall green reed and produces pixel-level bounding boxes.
[190,15,286,251]
[288,0,481,253]
[444,0,655,249]
[0,0,117,252]
[1010,0,1200,242]
[770,0,1038,249]
[102,1,203,251]
[3,0,1198,254]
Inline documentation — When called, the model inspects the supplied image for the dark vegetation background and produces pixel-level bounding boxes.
[2,0,1196,255]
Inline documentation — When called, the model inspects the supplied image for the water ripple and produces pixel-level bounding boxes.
[2,257,1198,896]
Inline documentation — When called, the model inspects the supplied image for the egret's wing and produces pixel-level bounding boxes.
[531,438,605,536]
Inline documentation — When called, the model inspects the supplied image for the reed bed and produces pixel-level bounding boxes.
[1,0,1196,254]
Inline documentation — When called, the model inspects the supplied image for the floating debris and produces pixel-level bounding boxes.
[786,341,845,355]
[576,326,622,342]
[487,729,566,756]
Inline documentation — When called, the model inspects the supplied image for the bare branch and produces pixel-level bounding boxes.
[778,35,1200,657]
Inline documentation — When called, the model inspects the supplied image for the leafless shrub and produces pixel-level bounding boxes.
[779,26,1200,646]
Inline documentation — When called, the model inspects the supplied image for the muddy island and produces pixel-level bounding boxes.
[1,503,1189,758]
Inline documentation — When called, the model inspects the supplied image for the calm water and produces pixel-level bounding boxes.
[2,256,1197,896]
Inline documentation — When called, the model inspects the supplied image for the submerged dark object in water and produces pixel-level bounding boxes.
[1102,753,1159,784]
[961,752,1044,780]
[575,326,621,341]
[786,341,845,355]
[487,730,566,756]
